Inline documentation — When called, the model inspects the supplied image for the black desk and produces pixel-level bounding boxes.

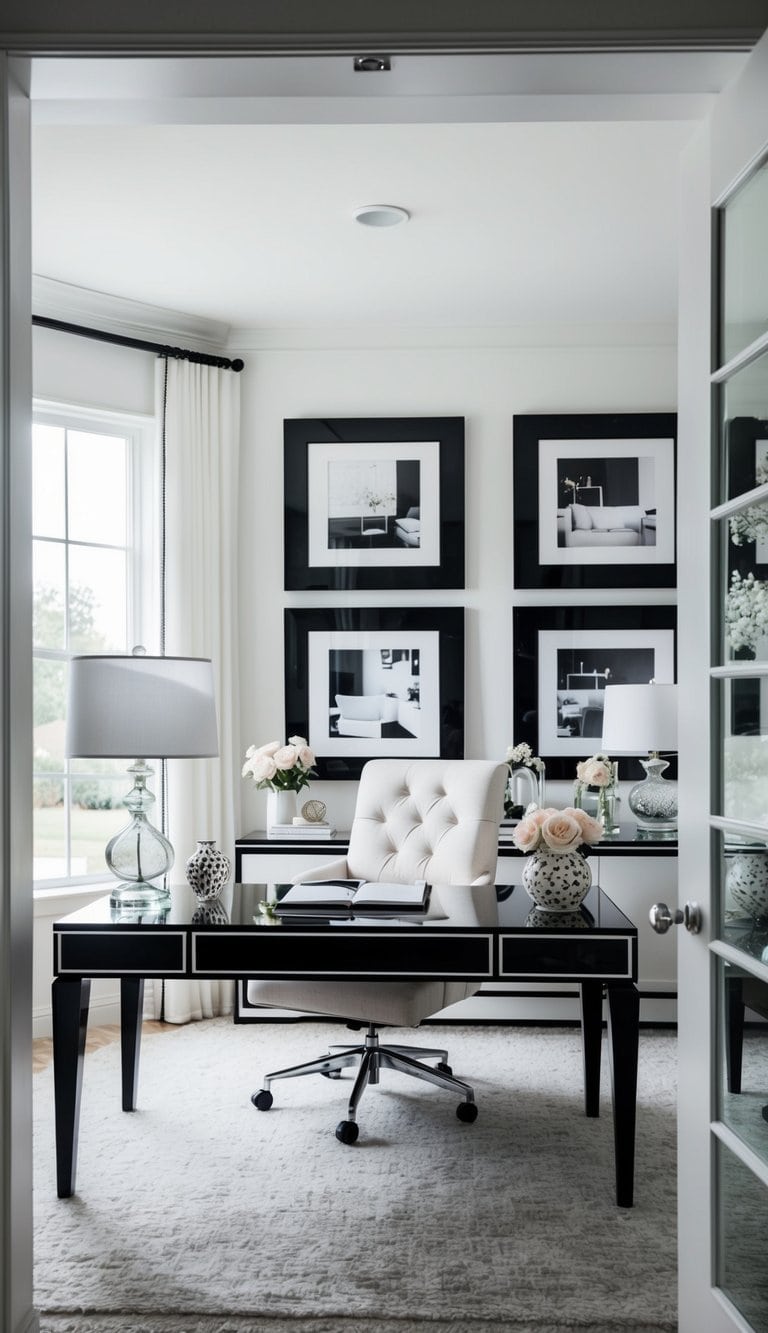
[51,882,639,1206]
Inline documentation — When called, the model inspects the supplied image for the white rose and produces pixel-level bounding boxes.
[249,753,277,783]
[273,744,298,770]
[539,811,582,852]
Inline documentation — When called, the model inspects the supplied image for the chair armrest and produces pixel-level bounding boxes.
[290,856,350,884]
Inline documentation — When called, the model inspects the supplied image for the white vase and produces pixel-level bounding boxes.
[267,788,298,830]
[521,848,593,912]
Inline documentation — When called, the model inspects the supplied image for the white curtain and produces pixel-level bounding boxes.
[150,357,241,1023]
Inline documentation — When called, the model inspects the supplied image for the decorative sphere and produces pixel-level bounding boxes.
[302,799,327,823]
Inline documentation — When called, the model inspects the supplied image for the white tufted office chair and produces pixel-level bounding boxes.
[249,758,507,1143]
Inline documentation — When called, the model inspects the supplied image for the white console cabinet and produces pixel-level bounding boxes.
[235,826,678,1025]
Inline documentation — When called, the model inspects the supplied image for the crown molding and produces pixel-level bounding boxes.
[32,275,231,355]
[226,322,677,353]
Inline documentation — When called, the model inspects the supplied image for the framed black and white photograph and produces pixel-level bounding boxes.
[513,413,677,589]
[285,606,464,779]
[513,605,677,779]
[284,417,465,591]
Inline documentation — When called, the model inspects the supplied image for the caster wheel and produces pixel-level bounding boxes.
[436,1061,453,1077]
[335,1119,359,1144]
[456,1101,478,1123]
[251,1090,273,1112]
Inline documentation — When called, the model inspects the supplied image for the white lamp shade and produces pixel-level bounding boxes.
[66,654,219,759]
[601,683,678,754]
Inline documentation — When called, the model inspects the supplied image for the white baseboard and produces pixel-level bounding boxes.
[33,988,121,1039]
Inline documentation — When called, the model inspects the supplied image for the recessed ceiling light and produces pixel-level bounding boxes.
[353,55,391,72]
[353,204,410,228]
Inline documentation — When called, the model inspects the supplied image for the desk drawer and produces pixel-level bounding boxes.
[55,930,187,975]
[193,930,494,978]
[499,933,635,980]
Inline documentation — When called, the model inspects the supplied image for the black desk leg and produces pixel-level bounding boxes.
[121,978,145,1112]
[607,982,640,1209]
[52,976,91,1199]
[580,980,603,1117]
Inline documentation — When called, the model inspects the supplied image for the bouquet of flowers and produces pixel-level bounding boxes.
[504,741,545,818]
[512,806,603,855]
[725,570,768,655]
[506,740,544,774]
[241,736,316,793]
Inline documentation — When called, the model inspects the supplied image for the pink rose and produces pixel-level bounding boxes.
[297,745,315,768]
[565,806,603,844]
[580,758,612,787]
[540,811,583,852]
[273,744,299,770]
[288,734,308,747]
[248,752,277,783]
[512,814,542,853]
[257,741,281,757]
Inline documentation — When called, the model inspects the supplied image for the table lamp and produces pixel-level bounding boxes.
[66,649,219,906]
[601,682,678,835]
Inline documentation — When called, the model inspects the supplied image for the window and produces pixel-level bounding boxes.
[32,403,158,886]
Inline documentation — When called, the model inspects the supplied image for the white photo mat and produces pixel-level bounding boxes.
[307,440,440,568]
[538,437,675,567]
[308,629,440,758]
[538,628,676,758]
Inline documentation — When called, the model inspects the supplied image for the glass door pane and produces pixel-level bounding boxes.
[721,157,768,364]
[713,149,768,1326]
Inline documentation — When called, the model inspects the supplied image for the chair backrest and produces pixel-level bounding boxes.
[346,759,507,887]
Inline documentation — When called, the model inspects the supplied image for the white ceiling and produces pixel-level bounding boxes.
[29,51,748,335]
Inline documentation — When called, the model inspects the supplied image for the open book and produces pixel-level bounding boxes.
[275,878,430,916]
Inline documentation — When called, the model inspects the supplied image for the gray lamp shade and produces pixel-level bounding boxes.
[601,683,678,754]
[66,654,219,759]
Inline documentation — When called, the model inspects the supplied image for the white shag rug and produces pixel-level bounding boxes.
[34,1019,678,1333]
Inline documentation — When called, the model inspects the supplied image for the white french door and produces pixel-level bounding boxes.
[677,25,768,1333]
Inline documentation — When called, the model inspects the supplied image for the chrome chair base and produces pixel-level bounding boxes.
[251,1023,478,1141]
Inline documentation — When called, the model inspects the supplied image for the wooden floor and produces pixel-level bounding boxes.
[33,1020,171,1073]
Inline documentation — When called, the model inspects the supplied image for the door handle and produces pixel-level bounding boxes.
[649,901,702,935]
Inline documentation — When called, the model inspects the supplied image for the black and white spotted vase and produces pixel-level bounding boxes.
[726,852,768,919]
[521,849,592,912]
[185,839,231,902]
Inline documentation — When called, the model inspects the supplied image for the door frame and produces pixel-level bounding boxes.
[677,27,768,1331]
[2,9,765,1332]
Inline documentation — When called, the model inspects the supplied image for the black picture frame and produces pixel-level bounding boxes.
[284,417,465,591]
[285,606,464,779]
[512,604,677,780]
[513,412,677,590]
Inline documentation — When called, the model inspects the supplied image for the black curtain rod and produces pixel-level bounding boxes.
[32,315,245,372]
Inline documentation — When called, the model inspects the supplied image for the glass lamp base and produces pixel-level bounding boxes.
[628,757,678,835]
[109,879,171,908]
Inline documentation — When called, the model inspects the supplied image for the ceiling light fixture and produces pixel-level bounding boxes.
[354,204,410,228]
[353,56,391,72]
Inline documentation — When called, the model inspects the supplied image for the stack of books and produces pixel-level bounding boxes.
[267,821,337,840]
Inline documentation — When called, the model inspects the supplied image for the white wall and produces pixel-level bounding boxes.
[233,334,678,834]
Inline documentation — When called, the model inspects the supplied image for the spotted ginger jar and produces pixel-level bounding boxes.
[185,839,231,902]
[521,848,592,912]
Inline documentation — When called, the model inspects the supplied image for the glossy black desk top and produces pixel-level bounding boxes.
[54,882,636,935]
